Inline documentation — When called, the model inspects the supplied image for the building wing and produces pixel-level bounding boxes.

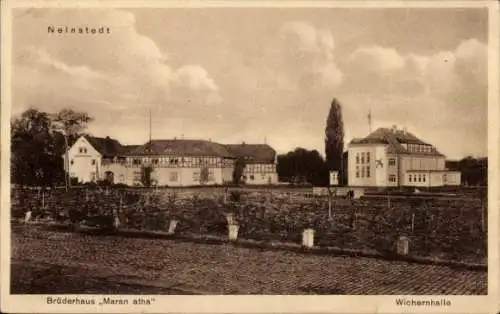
[350,127,444,156]
[224,143,276,164]
[127,139,234,158]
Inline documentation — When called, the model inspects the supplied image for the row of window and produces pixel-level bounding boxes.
[242,174,271,181]
[355,152,371,164]
[70,159,96,166]
[409,173,427,183]
[406,144,433,153]
[78,147,88,154]
[355,165,371,178]
[245,164,276,173]
[130,156,221,166]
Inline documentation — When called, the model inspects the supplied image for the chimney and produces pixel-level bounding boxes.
[403,127,407,135]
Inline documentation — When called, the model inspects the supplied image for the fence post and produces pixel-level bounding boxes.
[328,188,333,221]
[228,223,239,241]
[481,203,485,232]
[168,219,179,234]
[396,235,409,255]
[24,210,32,223]
[225,213,234,225]
[411,213,415,233]
[113,209,120,228]
[302,228,315,248]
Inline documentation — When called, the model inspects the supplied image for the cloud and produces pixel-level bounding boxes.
[12,9,220,123]
[279,21,343,88]
[172,65,218,92]
[340,38,487,158]
[348,46,405,73]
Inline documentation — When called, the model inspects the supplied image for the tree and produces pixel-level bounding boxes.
[277,148,329,186]
[51,109,94,190]
[140,165,153,187]
[232,157,246,184]
[200,166,209,184]
[11,109,64,186]
[447,156,487,186]
[325,98,345,184]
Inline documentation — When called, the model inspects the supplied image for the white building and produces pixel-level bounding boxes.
[225,143,279,185]
[64,136,279,186]
[347,126,461,187]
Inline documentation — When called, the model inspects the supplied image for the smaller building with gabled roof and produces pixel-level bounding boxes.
[225,143,278,184]
[347,126,460,187]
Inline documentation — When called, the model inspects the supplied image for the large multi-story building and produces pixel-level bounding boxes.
[64,135,279,186]
[347,126,461,187]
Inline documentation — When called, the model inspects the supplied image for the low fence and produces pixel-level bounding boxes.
[11,187,487,264]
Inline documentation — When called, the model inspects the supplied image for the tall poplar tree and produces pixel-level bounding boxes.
[324,98,345,184]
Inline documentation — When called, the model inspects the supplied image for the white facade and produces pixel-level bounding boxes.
[65,136,278,186]
[64,137,102,183]
[242,163,278,185]
[347,142,460,188]
[347,144,388,187]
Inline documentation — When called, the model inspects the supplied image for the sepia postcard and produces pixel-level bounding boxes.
[1,0,499,313]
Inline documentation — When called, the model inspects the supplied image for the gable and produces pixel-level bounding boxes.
[67,136,102,158]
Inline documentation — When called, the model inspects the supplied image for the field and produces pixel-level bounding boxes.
[11,186,487,264]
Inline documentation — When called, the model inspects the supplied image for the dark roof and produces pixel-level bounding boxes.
[406,169,457,173]
[349,127,444,156]
[85,136,124,158]
[121,145,141,155]
[224,143,276,164]
[127,139,234,157]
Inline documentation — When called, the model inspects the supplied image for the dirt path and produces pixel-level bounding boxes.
[11,226,487,295]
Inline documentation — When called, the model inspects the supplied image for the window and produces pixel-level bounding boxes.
[423,174,426,182]
[388,158,396,166]
[361,153,365,164]
[193,172,200,181]
[250,175,255,180]
[79,147,87,154]
[133,171,141,181]
[409,175,412,183]
[366,166,371,178]
[356,166,360,178]
[133,158,141,165]
[366,152,370,163]
[389,175,396,183]
[152,158,159,165]
[356,153,360,164]
[91,159,96,165]
[361,166,365,178]
[418,174,422,182]
[169,172,178,182]
[70,159,74,165]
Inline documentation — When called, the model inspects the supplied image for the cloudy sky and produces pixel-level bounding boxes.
[12,7,488,159]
